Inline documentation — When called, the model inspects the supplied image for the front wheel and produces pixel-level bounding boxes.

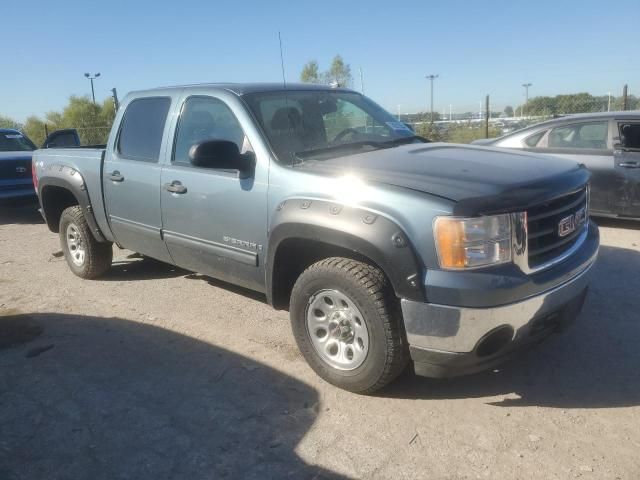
[59,206,112,279]
[290,257,408,393]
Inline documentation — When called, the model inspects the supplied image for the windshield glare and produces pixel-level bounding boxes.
[243,90,415,162]
[0,132,36,152]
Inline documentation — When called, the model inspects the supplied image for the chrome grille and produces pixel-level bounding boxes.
[526,187,588,269]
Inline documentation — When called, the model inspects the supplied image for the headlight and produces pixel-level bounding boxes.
[434,214,512,270]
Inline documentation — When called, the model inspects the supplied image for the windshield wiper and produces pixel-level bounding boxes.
[293,135,429,163]
[380,135,430,146]
[294,140,390,160]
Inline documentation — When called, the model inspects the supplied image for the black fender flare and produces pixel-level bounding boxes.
[266,198,425,304]
[38,166,107,243]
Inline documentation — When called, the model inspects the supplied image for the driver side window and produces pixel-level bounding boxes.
[173,96,246,165]
[323,98,388,141]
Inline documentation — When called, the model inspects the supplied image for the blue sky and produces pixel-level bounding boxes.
[3,0,638,121]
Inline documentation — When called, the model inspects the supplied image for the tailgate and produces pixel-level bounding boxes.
[0,155,32,181]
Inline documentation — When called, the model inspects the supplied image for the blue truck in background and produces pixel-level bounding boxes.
[0,129,38,200]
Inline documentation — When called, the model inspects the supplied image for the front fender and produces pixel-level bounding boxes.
[266,198,425,303]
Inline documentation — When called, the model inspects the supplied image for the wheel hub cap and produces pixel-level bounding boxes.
[306,289,370,371]
[66,223,86,267]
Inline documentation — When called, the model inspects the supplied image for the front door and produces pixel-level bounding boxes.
[103,96,173,262]
[614,121,640,218]
[160,94,268,291]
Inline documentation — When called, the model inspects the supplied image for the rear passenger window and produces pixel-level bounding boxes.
[117,97,171,162]
[547,121,608,150]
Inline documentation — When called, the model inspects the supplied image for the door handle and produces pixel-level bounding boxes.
[618,161,640,168]
[164,181,187,194]
[109,170,124,182]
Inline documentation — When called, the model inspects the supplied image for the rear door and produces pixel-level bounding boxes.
[102,96,173,262]
[531,120,622,216]
[614,121,640,218]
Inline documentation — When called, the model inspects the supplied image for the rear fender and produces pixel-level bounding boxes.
[38,165,106,242]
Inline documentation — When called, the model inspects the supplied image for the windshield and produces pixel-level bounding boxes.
[243,90,416,163]
[0,131,36,152]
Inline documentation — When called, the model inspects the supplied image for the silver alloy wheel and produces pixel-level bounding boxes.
[306,289,370,371]
[66,223,86,267]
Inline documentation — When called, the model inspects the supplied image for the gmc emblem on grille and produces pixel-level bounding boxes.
[16,167,27,173]
[558,207,587,237]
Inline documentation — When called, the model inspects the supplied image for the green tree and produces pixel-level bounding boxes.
[504,106,514,117]
[300,60,320,83]
[326,55,352,87]
[299,55,353,87]
[0,115,21,130]
[11,95,116,146]
[22,116,47,146]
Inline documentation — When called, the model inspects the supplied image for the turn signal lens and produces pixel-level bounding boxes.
[434,214,512,270]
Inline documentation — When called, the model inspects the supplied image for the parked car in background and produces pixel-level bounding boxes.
[0,129,37,200]
[473,112,640,220]
[0,128,80,202]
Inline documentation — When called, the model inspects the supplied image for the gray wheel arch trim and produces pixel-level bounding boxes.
[38,167,107,243]
[266,198,425,305]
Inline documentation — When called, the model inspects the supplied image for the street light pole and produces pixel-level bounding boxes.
[522,83,532,117]
[426,74,439,123]
[84,72,101,104]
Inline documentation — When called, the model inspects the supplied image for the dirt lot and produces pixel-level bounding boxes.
[1,201,639,480]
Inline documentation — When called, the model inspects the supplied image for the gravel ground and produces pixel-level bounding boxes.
[1,200,639,479]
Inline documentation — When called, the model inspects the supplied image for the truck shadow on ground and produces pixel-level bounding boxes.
[184,273,269,304]
[594,217,640,231]
[0,312,347,480]
[381,245,640,409]
[103,254,188,281]
[0,199,43,226]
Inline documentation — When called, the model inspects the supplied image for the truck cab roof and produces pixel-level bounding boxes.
[128,82,357,98]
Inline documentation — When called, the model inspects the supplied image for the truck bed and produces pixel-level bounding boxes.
[32,147,111,239]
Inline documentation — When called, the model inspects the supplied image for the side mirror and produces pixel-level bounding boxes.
[189,140,254,175]
[42,129,80,148]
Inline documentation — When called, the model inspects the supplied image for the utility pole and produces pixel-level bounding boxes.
[111,87,120,112]
[622,84,629,111]
[484,95,490,138]
[522,83,532,117]
[84,72,101,104]
[607,92,611,112]
[359,67,364,95]
[397,104,402,121]
[449,104,452,121]
[425,74,439,123]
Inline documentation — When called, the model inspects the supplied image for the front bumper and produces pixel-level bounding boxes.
[402,221,599,378]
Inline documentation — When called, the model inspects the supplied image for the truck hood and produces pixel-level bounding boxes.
[295,143,590,216]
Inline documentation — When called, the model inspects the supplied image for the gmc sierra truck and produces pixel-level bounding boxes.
[32,83,599,393]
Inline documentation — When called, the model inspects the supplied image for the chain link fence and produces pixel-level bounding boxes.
[403,85,638,143]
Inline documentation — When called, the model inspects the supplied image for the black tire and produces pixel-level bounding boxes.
[290,257,408,393]
[59,206,112,279]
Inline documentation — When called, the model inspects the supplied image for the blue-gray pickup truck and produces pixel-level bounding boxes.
[32,83,599,393]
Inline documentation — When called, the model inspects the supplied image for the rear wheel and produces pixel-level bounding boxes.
[290,257,408,393]
[59,206,112,279]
